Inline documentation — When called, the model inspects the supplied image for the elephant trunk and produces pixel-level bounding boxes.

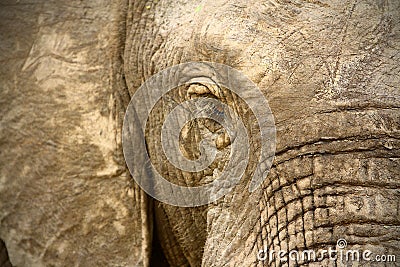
[202,135,400,266]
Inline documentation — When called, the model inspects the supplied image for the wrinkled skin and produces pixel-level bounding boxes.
[1,0,399,266]
[127,0,400,266]
[0,1,145,266]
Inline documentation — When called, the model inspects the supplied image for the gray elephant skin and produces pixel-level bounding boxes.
[0,0,399,266]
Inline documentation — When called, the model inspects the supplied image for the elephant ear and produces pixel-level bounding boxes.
[108,11,154,261]
[122,103,154,267]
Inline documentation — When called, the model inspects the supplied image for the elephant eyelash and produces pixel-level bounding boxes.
[161,88,228,122]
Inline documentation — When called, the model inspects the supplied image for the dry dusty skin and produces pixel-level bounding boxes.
[0,0,145,266]
[1,0,400,266]
[125,0,400,266]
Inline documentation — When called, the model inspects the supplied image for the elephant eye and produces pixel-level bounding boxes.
[212,104,224,116]
[186,83,228,122]
[207,102,225,120]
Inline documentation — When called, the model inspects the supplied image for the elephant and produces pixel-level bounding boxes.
[0,0,399,266]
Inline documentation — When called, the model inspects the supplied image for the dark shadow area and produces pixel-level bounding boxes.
[0,239,12,267]
[150,223,170,267]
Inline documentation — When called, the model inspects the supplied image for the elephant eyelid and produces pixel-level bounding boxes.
[187,83,223,99]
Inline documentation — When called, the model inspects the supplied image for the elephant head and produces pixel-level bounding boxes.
[0,0,399,266]
[124,0,400,266]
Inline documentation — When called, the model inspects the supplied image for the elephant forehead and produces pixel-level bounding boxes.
[150,0,399,101]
